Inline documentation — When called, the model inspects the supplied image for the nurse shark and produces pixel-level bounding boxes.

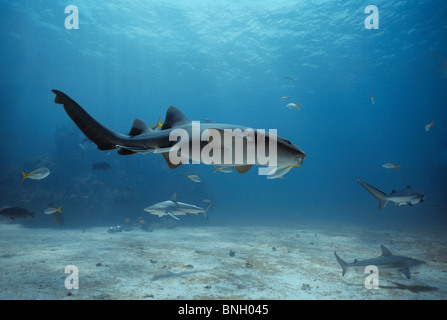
[51,90,306,174]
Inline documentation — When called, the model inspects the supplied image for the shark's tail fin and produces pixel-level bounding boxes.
[334,251,349,276]
[52,90,124,151]
[356,178,389,210]
[203,200,215,219]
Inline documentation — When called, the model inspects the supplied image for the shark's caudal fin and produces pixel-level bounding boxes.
[356,178,389,210]
[202,200,215,219]
[52,90,125,151]
[334,251,349,276]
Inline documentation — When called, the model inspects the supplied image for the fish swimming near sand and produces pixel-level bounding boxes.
[357,178,429,209]
[334,245,426,279]
[44,204,62,215]
[0,206,35,220]
[144,192,214,220]
[51,90,306,174]
[21,167,50,183]
[280,96,290,101]
[92,162,111,171]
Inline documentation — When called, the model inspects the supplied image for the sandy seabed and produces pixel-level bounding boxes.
[0,221,446,300]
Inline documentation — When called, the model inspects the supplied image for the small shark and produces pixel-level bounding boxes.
[334,245,426,279]
[356,178,428,210]
[51,90,306,174]
[144,193,214,220]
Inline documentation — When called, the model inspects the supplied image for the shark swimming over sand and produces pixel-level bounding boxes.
[356,178,433,210]
[334,245,426,279]
[144,193,214,220]
[51,90,306,174]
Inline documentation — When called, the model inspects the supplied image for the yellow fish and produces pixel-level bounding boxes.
[213,166,233,173]
[286,103,302,110]
[139,219,145,224]
[149,117,163,130]
[425,121,434,132]
[124,218,130,223]
[181,264,194,269]
[371,93,375,104]
[21,167,50,184]
[187,174,202,183]
[44,205,62,215]
[382,163,400,171]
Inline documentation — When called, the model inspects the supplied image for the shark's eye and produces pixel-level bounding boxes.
[283,139,291,145]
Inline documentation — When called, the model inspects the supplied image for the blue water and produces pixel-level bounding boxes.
[1,0,446,230]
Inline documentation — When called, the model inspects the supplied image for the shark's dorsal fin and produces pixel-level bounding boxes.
[161,106,190,130]
[381,245,393,257]
[169,192,178,202]
[128,119,151,136]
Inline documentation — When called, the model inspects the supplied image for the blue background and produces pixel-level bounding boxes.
[1,0,446,229]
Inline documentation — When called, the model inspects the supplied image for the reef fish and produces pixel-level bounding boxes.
[382,163,400,170]
[21,167,50,183]
[425,121,434,132]
[187,174,202,183]
[0,206,35,220]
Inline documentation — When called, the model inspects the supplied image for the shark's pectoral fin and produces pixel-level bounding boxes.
[162,153,182,169]
[117,145,154,155]
[233,165,253,174]
[399,268,411,279]
[166,211,180,220]
[379,199,389,210]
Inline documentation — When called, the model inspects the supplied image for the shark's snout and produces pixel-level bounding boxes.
[296,150,306,165]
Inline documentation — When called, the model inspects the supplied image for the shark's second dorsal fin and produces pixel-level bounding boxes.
[129,119,151,136]
[161,106,190,130]
[169,192,178,202]
[381,245,393,257]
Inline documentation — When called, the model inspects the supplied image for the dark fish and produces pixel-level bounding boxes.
[92,162,111,171]
[0,206,35,220]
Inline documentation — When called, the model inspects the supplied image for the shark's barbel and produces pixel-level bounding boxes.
[334,245,426,279]
[51,90,306,173]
